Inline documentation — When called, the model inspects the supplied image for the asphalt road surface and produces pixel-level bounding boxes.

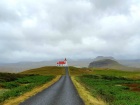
[20,67,85,105]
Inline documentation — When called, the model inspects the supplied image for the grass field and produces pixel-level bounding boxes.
[69,66,93,76]
[92,68,140,79]
[20,66,65,75]
[1,66,140,105]
[76,69,140,105]
[0,72,54,103]
[0,66,65,103]
[0,89,9,96]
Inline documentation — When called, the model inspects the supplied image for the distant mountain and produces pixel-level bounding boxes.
[0,61,57,73]
[1,57,140,73]
[118,59,140,68]
[93,56,115,61]
[88,59,140,71]
[89,59,121,68]
[93,56,140,68]
[0,59,93,73]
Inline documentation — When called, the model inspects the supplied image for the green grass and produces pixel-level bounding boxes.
[0,72,54,103]
[78,74,140,105]
[92,69,140,79]
[0,72,27,82]
[20,66,65,75]
[0,66,65,103]
[69,66,93,76]
[70,67,140,104]
[0,89,9,96]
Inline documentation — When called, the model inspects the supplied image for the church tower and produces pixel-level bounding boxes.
[64,58,68,66]
[56,58,68,67]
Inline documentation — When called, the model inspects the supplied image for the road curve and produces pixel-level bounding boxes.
[20,67,85,105]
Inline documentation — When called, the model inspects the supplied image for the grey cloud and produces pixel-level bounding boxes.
[90,0,131,14]
[0,0,140,63]
[0,1,21,22]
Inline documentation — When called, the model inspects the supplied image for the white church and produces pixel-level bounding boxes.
[56,58,68,66]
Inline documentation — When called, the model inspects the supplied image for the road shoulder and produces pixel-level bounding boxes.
[2,76,61,105]
[71,76,106,105]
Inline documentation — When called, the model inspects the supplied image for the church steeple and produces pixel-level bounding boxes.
[56,58,68,67]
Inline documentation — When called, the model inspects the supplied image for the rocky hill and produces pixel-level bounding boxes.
[89,59,121,68]
[88,59,140,71]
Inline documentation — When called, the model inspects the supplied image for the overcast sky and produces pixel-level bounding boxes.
[0,0,140,63]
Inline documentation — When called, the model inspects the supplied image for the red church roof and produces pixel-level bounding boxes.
[57,61,65,64]
[57,58,67,65]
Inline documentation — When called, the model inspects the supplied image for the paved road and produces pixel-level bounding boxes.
[20,67,85,105]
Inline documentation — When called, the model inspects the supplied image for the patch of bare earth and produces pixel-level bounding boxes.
[122,83,140,92]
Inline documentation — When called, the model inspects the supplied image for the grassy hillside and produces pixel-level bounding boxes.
[91,68,140,79]
[75,69,140,105]
[69,66,140,77]
[78,75,140,105]
[20,66,65,75]
[0,73,27,82]
[89,59,140,71]
[69,66,93,76]
[0,72,54,103]
[0,66,65,103]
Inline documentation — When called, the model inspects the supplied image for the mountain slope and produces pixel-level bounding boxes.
[88,59,140,71]
[89,59,121,67]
